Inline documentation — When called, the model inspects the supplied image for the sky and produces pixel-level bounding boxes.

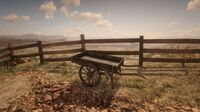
[0,0,200,38]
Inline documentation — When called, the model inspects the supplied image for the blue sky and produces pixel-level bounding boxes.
[0,0,200,38]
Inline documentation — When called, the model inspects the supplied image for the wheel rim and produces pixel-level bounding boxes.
[79,66,101,87]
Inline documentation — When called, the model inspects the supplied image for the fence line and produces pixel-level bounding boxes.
[0,34,200,67]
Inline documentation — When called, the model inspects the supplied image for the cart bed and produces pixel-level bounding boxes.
[72,51,124,73]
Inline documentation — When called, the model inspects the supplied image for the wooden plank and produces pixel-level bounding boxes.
[85,38,140,43]
[38,41,44,64]
[42,41,81,47]
[14,53,39,58]
[144,39,200,44]
[80,34,86,50]
[11,43,38,50]
[86,50,139,55]
[8,43,14,61]
[43,57,71,62]
[139,36,144,67]
[0,54,10,60]
[43,49,82,55]
[143,58,200,63]
[144,49,200,54]
[0,48,8,53]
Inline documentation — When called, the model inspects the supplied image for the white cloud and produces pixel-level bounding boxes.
[64,27,84,37]
[168,22,180,27]
[3,13,31,23]
[70,11,103,22]
[61,0,80,8]
[187,0,200,11]
[95,20,112,30]
[20,16,30,22]
[70,11,112,30]
[3,14,18,23]
[60,7,69,17]
[40,1,57,19]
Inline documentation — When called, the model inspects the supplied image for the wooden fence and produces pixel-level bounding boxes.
[0,34,200,67]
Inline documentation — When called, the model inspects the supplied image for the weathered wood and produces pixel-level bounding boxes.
[139,36,144,67]
[0,48,8,54]
[85,38,140,43]
[11,43,38,50]
[143,49,200,54]
[86,50,139,55]
[8,43,14,61]
[14,53,39,58]
[80,34,86,51]
[43,49,82,55]
[43,57,71,62]
[38,41,44,64]
[0,54,10,60]
[42,40,81,48]
[144,39,200,44]
[143,58,200,63]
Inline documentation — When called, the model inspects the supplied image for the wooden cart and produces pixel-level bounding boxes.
[71,51,124,88]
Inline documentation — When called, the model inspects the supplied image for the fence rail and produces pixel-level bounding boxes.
[0,34,200,67]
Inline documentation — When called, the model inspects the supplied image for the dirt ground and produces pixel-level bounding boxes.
[0,74,31,108]
[0,69,199,112]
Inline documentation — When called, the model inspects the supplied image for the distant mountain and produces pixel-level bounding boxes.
[0,34,68,42]
[0,34,75,47]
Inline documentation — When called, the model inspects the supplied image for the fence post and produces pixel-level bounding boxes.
[38,41,44,64]
[8,43,14,62]
[80,34,86,51]
[139,35,144,67]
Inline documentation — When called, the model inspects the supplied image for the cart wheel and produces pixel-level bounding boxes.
[79,65,101,87]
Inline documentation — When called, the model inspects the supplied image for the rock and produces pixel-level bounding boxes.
[32,109,43,112]
[44,94,52,101]
[148,104,156,111]
[101,109,108,112]
[137,108,146,112]
[165,106,174,110]
[182,106,191,111]
[192,108,199,112]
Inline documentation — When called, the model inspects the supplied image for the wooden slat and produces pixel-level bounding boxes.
[144,39,200,44]
[42,41,81,47]
[86,50,139,55]
[14,53,39,58]
[43,49,82,55]
[0,48,8,53]
[85,38,140,43]
[144,49,200,54]
[143,58,200,63]
[0,54,10,60]
[11,43,38,50]
[43,57,71,62]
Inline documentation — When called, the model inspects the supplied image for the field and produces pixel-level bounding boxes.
[0,39,200,112]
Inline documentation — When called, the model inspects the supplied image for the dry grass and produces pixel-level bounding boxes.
[0,44,200,111]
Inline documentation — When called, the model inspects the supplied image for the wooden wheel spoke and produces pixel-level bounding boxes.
[79,66,101,87]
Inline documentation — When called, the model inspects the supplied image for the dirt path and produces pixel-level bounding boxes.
[0,75,31,108]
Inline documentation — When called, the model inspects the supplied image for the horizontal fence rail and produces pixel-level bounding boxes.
[144,39,200,44]
[0,34,200,68]
[0,48,8,54]
[11,43,38,50]
[42,40,81,48]
[85,38,140,43]
[43,57,71,62]
[143,58,200,63]
[86,50,139,55]
[14,53,39,59]
[143,49,200,54]
[43,49,82,55]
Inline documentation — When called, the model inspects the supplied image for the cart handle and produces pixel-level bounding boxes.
[117,72,146,79]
